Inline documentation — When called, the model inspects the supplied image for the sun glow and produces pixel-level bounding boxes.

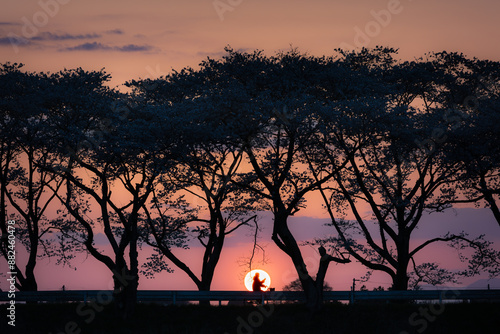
[244,269,271,292]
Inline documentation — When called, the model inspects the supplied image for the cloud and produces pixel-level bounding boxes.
[0,35,30,46]
[0,31,100,50]
[61,41,109,51]
[31,32,102,41]
[60,41,156,52]
[118,44,154,52]
[105,29,124,35]
[0,29,159,53]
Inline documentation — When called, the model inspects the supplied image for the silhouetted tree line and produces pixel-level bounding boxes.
[1,47,499,316]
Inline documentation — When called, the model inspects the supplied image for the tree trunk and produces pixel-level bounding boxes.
[198,283,211,306]
[19,272,38,292]
[23,233,39,292]
[272,212,321,313]
[308,246,350,312]
[393,231,410,291]
[197,248,221,306]
[112,266,138,320]
[116,194,141,318]
[483,189,500,228]
[301,277,322,313]
[392,272,409,291]
[15,271,38,305]
[392,258,409,291]
[197,220,224,306]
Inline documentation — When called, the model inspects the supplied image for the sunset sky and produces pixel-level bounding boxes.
[2,0,500,86]
[1,0,500,292]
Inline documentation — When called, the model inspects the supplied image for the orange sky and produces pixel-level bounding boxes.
[1,0,500,291]
[1,0,500,87]
[2,207,499,292]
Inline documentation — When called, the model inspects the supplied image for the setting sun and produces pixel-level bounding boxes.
[244,269,271,292]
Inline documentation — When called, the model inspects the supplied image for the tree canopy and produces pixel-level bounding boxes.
[1,47,499,315]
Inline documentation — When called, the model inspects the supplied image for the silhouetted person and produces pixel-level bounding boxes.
[252,272,267,292]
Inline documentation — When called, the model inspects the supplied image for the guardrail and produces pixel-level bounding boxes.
[1,289,499,304]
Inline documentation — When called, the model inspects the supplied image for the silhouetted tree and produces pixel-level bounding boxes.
[311,49,500,290]
[127,70,258,300]
[2,47,499,316]
[432,52,500,227]
[41,68,170,319]
[184,48,353,312]
[0,63,63,292]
